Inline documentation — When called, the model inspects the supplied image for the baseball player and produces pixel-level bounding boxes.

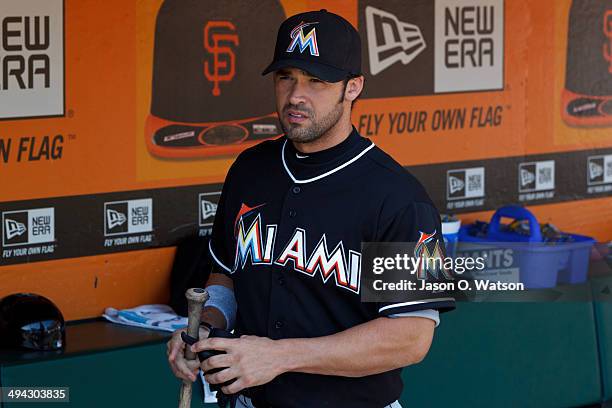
[167,9,455,408]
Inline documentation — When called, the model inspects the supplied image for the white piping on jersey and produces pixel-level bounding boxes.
[389,309,440,327]
[378,297,455,313]
[209,240,232,273]
[281,139,375,184]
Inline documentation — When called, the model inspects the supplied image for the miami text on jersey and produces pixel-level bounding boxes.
[233,211,361,294]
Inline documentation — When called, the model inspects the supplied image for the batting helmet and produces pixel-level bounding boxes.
[0,293,66,351]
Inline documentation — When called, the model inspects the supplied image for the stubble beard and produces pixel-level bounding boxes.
[280,102,344,144]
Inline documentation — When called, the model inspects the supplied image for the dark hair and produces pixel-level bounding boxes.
[340,74,363,108]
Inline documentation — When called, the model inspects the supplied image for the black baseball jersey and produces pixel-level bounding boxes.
[209,127,455,407]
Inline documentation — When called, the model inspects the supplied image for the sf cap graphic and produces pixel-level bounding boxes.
[562,0,612,126]
[146,0,285,158]
[262,9,362,82]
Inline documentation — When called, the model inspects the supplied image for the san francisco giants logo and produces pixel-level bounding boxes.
[204,21,239,96]
[604,10,612,73]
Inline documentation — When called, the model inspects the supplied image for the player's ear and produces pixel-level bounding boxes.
[345,76,364,102]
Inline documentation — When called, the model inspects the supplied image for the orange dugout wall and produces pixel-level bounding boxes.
[1,0,612,320]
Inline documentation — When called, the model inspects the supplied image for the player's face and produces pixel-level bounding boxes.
[273,68,345,143]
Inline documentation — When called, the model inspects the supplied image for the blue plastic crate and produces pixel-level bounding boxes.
[458,206,595,288]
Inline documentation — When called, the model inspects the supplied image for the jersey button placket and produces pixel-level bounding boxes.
[268,184,301,337]
[286,185,301,221]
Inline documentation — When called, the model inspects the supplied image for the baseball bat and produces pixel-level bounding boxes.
[178,288,209,408]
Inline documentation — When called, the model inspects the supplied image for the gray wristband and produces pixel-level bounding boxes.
[203,285,237,330]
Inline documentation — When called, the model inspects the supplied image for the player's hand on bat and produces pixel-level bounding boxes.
[192,335,285,394]
[167,327,209,382]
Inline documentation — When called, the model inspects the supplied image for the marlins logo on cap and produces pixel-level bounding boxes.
[287,21,320,56]
[262,9,361,83]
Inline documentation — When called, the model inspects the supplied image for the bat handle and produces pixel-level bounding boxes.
[178,288,209,408]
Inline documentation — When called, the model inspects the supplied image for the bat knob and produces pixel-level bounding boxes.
[185,288,209,304]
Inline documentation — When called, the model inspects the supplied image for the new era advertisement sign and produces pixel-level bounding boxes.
[104,199,153,236]
[199,192,220,227]
[360,0,504,98]
[0,0,65,120]
[587,155,612,186]
[447,167,485,200]
[434,0,504,93]
[2,207,55,247]
[519,160,555,192]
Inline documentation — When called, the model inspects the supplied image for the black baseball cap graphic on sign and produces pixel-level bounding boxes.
[146,0,285,159]
[262,9,362,82]
[562,0,612,127]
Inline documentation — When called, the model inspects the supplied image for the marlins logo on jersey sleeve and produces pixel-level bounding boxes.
[376,200,456,315]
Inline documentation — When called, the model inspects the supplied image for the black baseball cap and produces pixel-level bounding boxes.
[262,9,362,82]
